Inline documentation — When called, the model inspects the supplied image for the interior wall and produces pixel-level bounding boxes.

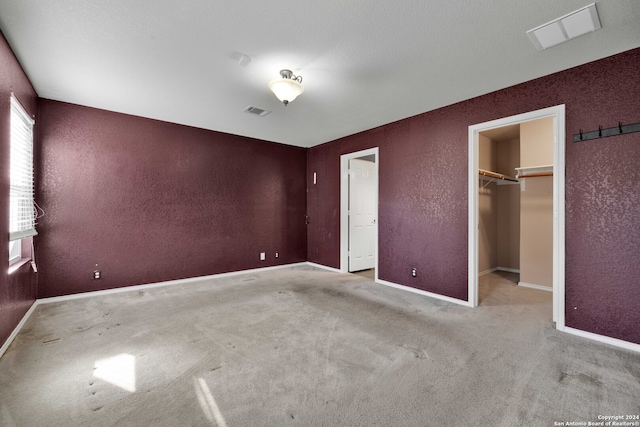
[496,139,520,270]
[0,31,38,346]
[479,135,520,274]
[519,118,554,288]
[478,134,497,171]
[496,184,520,270]
[520,118,554,167]
[520,176,553,287]
[478,134,498,273]
[307,47,640,344]
[36,100,307,298]
[478,181,497,274]
[497,138,520,178]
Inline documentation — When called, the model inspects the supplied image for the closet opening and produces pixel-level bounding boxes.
[468,106,566,329]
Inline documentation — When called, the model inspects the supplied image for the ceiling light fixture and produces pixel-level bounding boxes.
[268,70,303,106]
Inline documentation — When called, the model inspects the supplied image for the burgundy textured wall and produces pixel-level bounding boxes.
[0,31,38,347]
[308,48,640,344]
[36,100,307,298]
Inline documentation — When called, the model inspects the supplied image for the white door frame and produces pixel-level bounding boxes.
[341,147,379,279]
[468,105,566,329]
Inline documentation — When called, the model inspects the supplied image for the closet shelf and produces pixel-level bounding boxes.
[479,169,519,185]
[515,165,553,179]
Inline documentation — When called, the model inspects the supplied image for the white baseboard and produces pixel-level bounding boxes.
[563,327,640,353]
[376,278,472,307]
[497,267,520,274]
[306,262,342,274]
[518,281,552,292]
[479,267,497,276]
[38,262,308,305]
[308,263,472,307]
[0,301,38,359]
[480,267,520,276]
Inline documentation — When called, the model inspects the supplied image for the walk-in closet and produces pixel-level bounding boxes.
[478,117,554,292]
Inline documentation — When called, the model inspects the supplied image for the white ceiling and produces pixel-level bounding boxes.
[1,1,639,148]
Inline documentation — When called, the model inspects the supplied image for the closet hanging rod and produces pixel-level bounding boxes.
[573,121,640,142]
[517,172,553,178]
[478,169,518,182]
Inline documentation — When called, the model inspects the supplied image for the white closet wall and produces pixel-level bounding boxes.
[496,140,520,271]
[478,134,498,273]
[519,118,554,289]
[478,134,520,274]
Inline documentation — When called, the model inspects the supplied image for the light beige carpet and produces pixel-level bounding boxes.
[0,266,638,426]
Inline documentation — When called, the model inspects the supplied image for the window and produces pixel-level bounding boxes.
[9,240,21,265]
[9,95,36,266]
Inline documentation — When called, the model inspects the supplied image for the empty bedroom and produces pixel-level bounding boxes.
[1,1,639,426]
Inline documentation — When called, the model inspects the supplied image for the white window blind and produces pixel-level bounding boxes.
[9,95,37,241]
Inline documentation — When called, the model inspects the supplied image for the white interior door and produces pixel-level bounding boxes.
[349,158,376,272]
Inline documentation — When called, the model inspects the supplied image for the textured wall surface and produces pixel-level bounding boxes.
[36,100,307,298]
[566,124,640,342]
[0,32,38,346]
[308,48,640,343]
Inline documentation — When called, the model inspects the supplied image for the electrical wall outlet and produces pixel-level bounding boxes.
[411,267,417,278]
[275,251,279,258]
[93,270,101,279]
[260,252,266,261]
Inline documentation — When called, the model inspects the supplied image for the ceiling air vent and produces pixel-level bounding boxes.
[243,106,271,117]
[527,3,601,50]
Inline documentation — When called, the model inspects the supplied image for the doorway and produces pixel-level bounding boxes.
[468,106,566,329]
[340,148,379,279]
